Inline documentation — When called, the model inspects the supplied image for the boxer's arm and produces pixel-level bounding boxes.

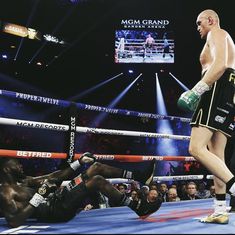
[2,181,57,227]
[25,152,96,187]
[1,193,35,228]
[177,30,228,112]
[5,202,35,228]
[25,167,76,187]
[201,29,227,86]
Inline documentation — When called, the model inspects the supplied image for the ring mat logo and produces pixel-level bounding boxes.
[0,225,50,234]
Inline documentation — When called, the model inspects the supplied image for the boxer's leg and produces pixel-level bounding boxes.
[83,161,156,186]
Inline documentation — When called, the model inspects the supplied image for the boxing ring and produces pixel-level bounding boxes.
[115,39,174,63]
[0,89,234,234]
[0,199,234,234]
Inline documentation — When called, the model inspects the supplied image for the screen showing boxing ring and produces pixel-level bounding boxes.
[115,30,174,64]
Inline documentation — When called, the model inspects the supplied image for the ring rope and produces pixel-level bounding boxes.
[154,175,204,181]
[0,149,196,162]
[0,117,191,140]
[61,175,214,186]
[61,178,134,187]
[0,89,191,123]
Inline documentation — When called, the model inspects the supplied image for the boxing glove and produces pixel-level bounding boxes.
[69,152,96,171]
[29,180,57,208]
[177,80,210,112]
[177,90,200,112]
[79,152,96,165]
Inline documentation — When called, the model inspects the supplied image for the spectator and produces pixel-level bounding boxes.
[167,187,181,202]
[149,182,158,191]
[134,189,162,219]
[181,182,200,200]
[130,181,140,192]
[209,185,216,198]
[170,184,177,189]
[183,162,191,175]
[109,183,128,207]
[158,183,168,202]
[178,182,187,199]
[117,183,128,195]
[196,182,211,199]
[129,190,139,202]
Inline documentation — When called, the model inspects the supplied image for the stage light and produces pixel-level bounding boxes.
[169,72,189,91]
[89,73,142,127]
[69,73,124,101]
[155,73,179,156]
[77,73,142,148]
[2,55,8,59]
[128,70,134,74]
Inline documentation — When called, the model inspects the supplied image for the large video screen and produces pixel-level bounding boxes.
[115,30,174,64]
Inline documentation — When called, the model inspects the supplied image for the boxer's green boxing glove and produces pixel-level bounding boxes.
[177,81,210,112]
[177,90,200,112]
